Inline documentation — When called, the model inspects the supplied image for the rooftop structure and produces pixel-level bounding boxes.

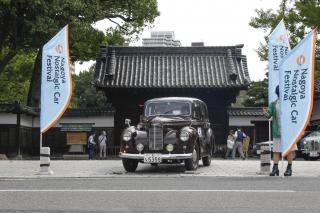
[142,31,181,47]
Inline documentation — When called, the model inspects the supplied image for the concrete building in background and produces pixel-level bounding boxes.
[142,31,181,47]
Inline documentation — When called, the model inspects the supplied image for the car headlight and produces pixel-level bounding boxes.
[166,144,174,152]
[136,143,144,152]
[123,130,132,142]
[180,131,189,142]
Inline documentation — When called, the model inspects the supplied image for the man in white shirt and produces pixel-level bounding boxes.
[98,130,107,158]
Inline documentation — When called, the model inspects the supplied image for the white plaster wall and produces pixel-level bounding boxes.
[32,115,114,127]
[0,113,16,124]
[20,114,33,127]
[229,116,267,126]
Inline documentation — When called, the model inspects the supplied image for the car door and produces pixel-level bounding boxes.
[193,101,207,156]
[200,102,212,156]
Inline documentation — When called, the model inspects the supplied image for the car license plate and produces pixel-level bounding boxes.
[310,151,319,157]
[144,153,162,163]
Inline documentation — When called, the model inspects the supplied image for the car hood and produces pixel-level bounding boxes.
[147,116,191,127]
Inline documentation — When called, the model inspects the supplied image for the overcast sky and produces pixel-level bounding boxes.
[76,0,281,81]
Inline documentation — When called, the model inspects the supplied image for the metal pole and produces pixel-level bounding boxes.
[15,101,22,159]
[40,131,42,150]
[281,156,285,178]
[17,112,21,157]
[269,119,272,152]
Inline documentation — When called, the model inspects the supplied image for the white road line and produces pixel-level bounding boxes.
[0,189,295,193]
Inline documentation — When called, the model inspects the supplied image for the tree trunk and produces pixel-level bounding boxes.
[27,48,42,107]
[0,50,18,76]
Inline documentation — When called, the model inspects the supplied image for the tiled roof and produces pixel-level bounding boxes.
[228,107,264,117]
[0,103,115,116]
[94,45,251,89]
[0,102,37,115]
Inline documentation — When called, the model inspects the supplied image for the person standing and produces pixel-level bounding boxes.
[225,130,235,159]
[243,136,250,159]
[263,85,294,176]
[98,130,107,158]
[88,132,96,160]
[232,127,246,160]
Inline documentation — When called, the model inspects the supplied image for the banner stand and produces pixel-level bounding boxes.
[39,133,53,175]
[257,119,272,175]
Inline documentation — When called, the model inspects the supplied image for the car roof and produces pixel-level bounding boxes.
[145,97,203,104]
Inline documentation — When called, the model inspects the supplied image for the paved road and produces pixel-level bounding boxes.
[1,177,320,212]
[1,159,320,178]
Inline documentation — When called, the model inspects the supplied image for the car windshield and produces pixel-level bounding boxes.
[145,101,191,117]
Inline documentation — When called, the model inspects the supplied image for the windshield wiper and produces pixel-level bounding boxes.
[163,110,173,115]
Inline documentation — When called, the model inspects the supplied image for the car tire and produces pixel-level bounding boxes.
[309,156,319,161]
[185,143,199,171]
[122,159,138,172]
[202,155,211,166]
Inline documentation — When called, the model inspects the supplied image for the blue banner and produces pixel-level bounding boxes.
[40,25,72,133]
[279,30,317,156]
[268,20,290,104]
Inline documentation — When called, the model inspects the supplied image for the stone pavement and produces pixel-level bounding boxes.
[0,159,319,179]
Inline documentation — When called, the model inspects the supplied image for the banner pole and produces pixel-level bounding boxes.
[40,132,42,150]
[281,156,285,178]
[268,119,272,152]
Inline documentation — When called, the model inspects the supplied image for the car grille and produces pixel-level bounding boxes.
[149,126,163,150]
[309,141,320,151]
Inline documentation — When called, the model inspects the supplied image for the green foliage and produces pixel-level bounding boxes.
[71,66,107,108]
[103,29,126,46]
[0,51,36,103]
[249,0,319,80]
[242,79,268,107]
[0,0,159,106]
[248,0,320,106]
[70,28,128,108]
[0,0,160,74]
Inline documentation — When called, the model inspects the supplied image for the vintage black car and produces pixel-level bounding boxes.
[119,97,215,172]
[301,131,320,160]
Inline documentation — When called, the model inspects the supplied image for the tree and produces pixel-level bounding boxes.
[249,0,319,77]
[0,0,159,106]
[0,0,160,76]
[71,65,107,108]
[0,51,36,104]
[244,0,320,107]
[242,79,268,107]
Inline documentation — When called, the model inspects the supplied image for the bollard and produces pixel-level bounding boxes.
[39,147,53,175]
[258,144,271,175]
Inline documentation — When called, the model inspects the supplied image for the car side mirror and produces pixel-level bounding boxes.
[125,119,131,127]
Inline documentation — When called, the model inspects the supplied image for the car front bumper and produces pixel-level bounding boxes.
[119,152,193,160]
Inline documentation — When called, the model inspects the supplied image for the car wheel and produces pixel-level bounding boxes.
[185,143,199,171]
[202,155,211,166]
[309,156,319,161]
[122,159,138,172]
